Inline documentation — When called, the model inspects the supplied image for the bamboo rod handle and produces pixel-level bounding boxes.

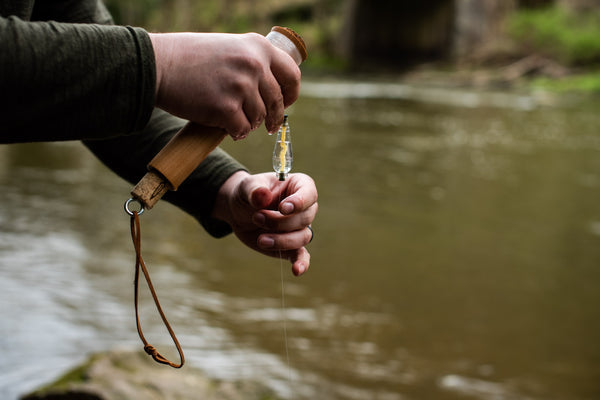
[131,124,226,209]
[131,27,307,210]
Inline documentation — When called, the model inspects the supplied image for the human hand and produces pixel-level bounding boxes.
[212,171,318,276]
[149,32,301,140]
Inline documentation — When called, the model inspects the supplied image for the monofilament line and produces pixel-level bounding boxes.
[279,249,293,389]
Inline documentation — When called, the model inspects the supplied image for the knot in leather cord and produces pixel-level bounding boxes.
[144,344,178,367]
[131,211,184,369]
[144,344,158,356]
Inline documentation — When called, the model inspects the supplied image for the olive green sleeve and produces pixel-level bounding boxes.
[1,0,247,238]
[0,15,156,142]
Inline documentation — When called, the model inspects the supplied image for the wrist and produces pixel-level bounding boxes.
[211,170,250,224]
[148,33,168,105]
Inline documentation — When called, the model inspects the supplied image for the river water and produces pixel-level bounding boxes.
[1,80,599,400]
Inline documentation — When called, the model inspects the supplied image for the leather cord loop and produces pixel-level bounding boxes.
[131,211,185,369]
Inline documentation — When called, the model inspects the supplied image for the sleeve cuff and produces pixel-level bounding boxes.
[126,26,157,133]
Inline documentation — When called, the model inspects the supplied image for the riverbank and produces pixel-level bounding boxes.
[299,64,598,112]
[22,350,281,400]
[305,56,600,96]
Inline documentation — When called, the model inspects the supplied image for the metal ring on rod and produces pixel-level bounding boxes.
[124,197,145,216]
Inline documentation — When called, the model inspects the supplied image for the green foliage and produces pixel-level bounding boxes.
[104,0,161,27]
[508,6,600,65]
[533,71,600,93]
[101,0,348,72]
[30,360,92,393]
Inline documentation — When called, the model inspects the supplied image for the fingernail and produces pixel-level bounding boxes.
[267,121,279,134]
[252,213,266,227]
[281,202,294,214]
[258,236,275,248]
[254,117,264,130]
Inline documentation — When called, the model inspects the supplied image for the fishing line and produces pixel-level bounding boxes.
[276,179,293,391]
[279,248,293,386]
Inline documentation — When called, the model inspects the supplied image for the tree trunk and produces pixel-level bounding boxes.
[340,0,455,67]
[452,0,517,58]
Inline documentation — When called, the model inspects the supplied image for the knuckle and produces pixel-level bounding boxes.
[228,76,253,97]
[289,67,302,85]
[218,102,251,138]
[305,228,313,244]
[220,99,241,116]
[301,213,314,227]
[267,91,284,112]
[234,35,268,72]
[284,67,301,88]
[244,32,265,42]
[242,55,264,74]
[281,69,301,105]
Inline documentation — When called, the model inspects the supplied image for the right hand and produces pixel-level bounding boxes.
[149,32,301,139]
[211,171,318,276]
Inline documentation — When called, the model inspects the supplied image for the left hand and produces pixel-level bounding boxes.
[212,171,318,276]
[150,32,301,139]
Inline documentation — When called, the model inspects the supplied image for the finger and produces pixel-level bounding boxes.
[237,174,274,209]
[279,173,319,215]
[221,67,263,139]
[257,226,313,251]
[256,247,310,276]
[270,47,301,107]
[254,203,317,232]
[220,99,253,140]
[291,247,310,276]
[243,92,267,132]
[259,72,285,133]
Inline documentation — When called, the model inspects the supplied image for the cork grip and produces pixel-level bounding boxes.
[131,27,307,209]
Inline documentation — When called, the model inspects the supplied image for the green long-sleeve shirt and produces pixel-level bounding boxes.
[0,0,245,237]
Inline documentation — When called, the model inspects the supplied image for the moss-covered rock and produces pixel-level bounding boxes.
[22,350,280,400]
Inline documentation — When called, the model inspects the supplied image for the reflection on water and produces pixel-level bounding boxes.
[1,81,600,400]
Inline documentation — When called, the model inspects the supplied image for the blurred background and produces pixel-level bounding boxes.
[104,0,600,83]
[1,1,600,399]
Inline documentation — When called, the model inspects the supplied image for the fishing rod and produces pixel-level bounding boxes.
[122,26,307,369]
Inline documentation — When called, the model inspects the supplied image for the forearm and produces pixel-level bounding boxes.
[0,15,156,143]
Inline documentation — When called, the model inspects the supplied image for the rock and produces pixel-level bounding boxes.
[21,350,280,400]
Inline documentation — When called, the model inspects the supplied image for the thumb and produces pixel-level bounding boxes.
[249,185,272,209]
[237,174,274,209]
